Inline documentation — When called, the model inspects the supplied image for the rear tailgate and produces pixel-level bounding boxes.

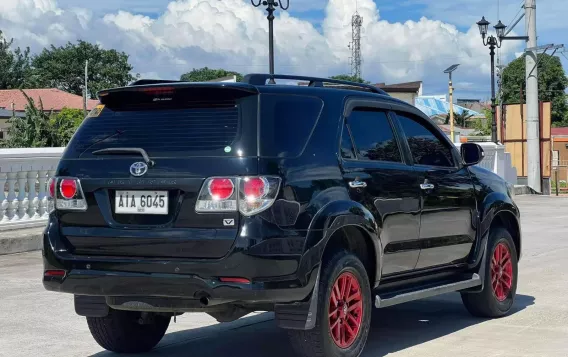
[57,83,259,259]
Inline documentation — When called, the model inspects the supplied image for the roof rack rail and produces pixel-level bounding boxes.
[129,79,182,86]
[242,74,387,95]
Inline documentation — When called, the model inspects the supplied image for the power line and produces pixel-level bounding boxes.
[507,1,525,29]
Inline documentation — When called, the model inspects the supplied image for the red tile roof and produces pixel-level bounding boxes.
[552,127,568,136]
[0,88,99,112]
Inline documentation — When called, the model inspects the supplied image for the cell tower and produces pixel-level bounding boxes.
[348,11,363,79]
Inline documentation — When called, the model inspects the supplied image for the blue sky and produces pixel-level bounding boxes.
[1,0,567,100]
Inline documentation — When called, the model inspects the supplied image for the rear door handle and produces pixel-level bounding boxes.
[420,183,435,190]
[349,180,367,189]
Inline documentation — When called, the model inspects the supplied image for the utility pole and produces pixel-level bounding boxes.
[525,0,541,192]
[444,64,460,143]
[497,64,505,142]
[83,60,88,116]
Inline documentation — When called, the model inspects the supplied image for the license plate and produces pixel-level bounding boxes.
[115,191,168,215]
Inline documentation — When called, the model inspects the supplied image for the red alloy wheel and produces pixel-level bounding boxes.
[328,272,363,349]
[490,242,514,302]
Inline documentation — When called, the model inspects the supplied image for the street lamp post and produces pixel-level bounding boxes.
[476,17,506,143]
[444,64,460,143]
[251,0,290,84]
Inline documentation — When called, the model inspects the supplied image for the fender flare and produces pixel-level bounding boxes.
[469,191,521,269]
[297,200,382,330]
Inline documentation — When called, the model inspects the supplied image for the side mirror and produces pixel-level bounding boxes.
[461,143,484,166]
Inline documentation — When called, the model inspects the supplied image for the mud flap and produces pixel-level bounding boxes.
[461,235,489,294]
[74,295,109,317]
[275,268,320,330]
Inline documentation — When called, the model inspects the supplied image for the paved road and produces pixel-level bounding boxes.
[1,195,568,357]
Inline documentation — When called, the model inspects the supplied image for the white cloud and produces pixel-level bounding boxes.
[0,0,528,97]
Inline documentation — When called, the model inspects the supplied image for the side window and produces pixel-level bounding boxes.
[348,109,402,163]
[396,113,455,167]
[340,124,356,159]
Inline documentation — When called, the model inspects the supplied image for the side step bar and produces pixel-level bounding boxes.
[375,273,482,308]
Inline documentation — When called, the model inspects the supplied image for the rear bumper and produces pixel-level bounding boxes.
[43,267,318,304]
[43,220,317,304]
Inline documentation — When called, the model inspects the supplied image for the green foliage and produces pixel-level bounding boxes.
[445,110,474,127]
[2,91,85,148]
[49,108,85,144]
[551,179,567,189]
[31,40,136,98]
[2,91,52,148]
[0,30,32,89]
[501,54,568,125]
[471,108,492,136]
[180,67,243,82]
[329,74,370,84]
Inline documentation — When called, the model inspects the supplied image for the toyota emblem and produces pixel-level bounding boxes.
[130,162,148,177]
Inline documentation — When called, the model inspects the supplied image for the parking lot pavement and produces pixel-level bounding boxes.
[1,195,568,357]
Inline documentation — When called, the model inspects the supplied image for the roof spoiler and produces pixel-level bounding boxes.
[242,73,388,96]
[129,79,182,86]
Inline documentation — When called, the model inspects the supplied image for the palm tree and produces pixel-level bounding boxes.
[445,110,474,128]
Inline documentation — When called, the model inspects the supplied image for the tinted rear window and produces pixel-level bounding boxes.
[259,94,324,158]
[65,87,258,158]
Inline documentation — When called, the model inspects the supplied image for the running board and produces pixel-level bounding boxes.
[375,273,481,308]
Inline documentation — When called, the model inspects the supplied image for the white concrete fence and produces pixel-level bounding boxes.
[0,144,517,230]
[0,148,64,231]
[454,142,518,185]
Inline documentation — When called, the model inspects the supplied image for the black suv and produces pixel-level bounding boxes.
[43,74,521,357]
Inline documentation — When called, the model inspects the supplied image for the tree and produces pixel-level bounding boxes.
[471,108,492,136]
[2,91,52,148]
[329,74,370,84]
[501,54,568,125]
[49,108,85,144]
[0,30,32,89]
[31,40,136,98]
[180,67,243,82]
[2,91,85,148]
[445,110,474,127]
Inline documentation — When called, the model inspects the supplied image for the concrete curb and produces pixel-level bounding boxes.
[0,228,44,255]
[514,185,537,196]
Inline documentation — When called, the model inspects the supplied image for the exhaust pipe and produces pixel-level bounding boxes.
[199,296,210,307]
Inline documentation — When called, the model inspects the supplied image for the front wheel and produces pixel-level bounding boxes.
[87,309,171,353]
[461,226,518,317]
[288,250,372,357]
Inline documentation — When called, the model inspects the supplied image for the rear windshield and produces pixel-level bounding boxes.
[259,94,324,158]
[65,86,258,158]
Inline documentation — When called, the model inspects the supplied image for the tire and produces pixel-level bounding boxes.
[288,250,372,357]
[87,309,171,354]
[461,226,518,318]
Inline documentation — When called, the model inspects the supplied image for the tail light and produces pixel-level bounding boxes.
[51,177,87,211]
[48,178,55,198]
[208,178,235,200]
[196,177,238,212]
[238,177,280,216]
[196,176,281,216]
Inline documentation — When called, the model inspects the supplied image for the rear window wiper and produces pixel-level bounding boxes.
[92,147,155,167]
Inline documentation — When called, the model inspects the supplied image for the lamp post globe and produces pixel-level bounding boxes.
[494,20,507,39]
[477,16,490,38]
